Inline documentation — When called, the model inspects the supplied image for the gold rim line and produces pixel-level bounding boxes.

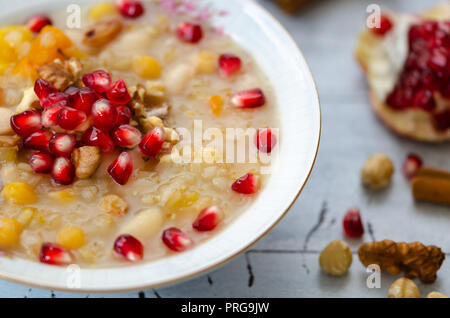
[0,0,322,293]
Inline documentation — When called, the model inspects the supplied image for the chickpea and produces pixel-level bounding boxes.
[427,291,449,298]
[387,278,420,298]
[319,240,353,276]
[361,153,394,190]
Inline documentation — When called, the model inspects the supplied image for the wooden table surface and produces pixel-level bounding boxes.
[1,0,449,298]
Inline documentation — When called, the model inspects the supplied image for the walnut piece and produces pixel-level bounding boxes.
[319,240,353,276]
[37,58,83,91]
[83,18,123,47]
[358,239,445,283]
[71,146,101,179]
[388,278,420,298]
[361,153,394,190]
[98,194,128,216]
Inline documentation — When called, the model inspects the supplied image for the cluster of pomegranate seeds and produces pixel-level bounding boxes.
[26,14,52,33]
[162,228,193,252]
[39,243,73,266]
[231,173,259,194]
[219,54,242,77]
[231,88,266,108]
[117,0,144,19]
[403,153,423,180]
[371,14,393,36]
[342,208,364,238]
[12,69,168,186]
[193,206,224,232]
[176,22,203,43]
[255,128,277,153]
[114,234,144,261]
[386,20,450,130]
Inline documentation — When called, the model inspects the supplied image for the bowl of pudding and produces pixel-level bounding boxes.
[0,0,320,291]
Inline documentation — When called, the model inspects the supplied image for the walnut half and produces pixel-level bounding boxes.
[71,146,101,179]
[358,239,445,283]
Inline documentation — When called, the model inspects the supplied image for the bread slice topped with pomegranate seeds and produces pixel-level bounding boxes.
[356,3,450,142]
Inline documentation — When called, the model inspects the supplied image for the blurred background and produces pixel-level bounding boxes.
[1,0,449,298]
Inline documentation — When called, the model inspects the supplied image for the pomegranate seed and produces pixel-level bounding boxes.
[82,126,115,153]
[82,70,112,93]
[113,234,143,261]
[34,78,57,100]
[193,206,224,232]
[40,92,69,108]
[162,228,193,252]
[10,110,42,137]
[371,14,393,36]
[91,99,118,131]
[255,128,277,153]
[107,79,131,105]
[23,130,52,152]
[231,173,259,194]
[57,107,87,130]
[112,124,142,148]
[71,87,97,113]
[139,126,165,157]
[29,152,54,174]
[343,208,364,238]
[219,54,242,77]
[428,48,448,72]
[116,105,132,125]
[108,151,133,185]
[42,104,64,128]
[386,88,413,110]
[403,153,423,180]
[39,243,73,266]
[49,133,76,157]
[231,88,266,108]
[176,22,203,43]
[117,0,144,18]
[433,110,450,131]
[27,15,52,33]
[51,157,75,185]
[413,89,435,111]
[64,86,79,95]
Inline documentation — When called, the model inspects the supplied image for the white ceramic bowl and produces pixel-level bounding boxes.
[0,0,320,292]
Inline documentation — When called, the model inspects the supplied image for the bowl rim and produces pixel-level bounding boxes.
[0,0,321,293]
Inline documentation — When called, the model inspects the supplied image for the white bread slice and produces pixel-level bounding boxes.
[356,4,450,142]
